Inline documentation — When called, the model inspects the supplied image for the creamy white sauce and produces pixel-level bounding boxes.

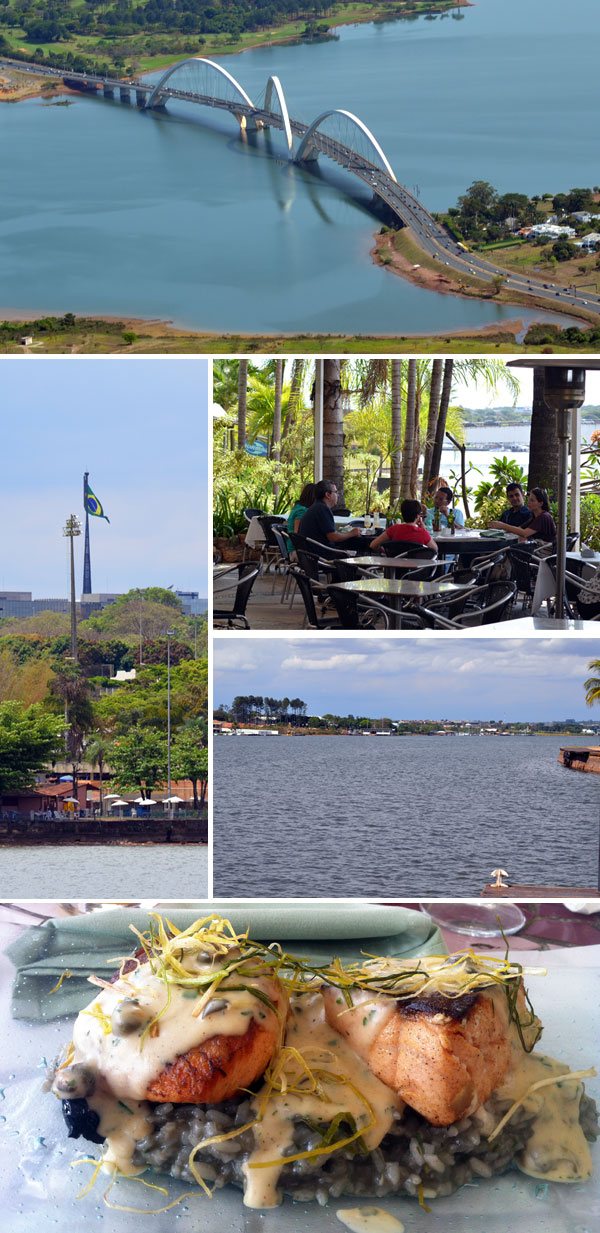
[323,987,396,1054]
[336,1208,405,1233]
[71,966,281,1100]
[59,953,594,1207]
[242,993,400,1210]
[496,1039,593,1183]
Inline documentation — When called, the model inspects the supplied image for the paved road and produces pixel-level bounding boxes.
[3,55,599,323]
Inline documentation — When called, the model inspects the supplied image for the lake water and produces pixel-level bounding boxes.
[1,0,598,333]
[0,844,208,899]
[441,421,595,486]
[212,735,599,897]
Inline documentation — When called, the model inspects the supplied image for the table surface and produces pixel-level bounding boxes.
[453,616,600,635]
[431,529,519,546]
[213,563,241,577]
[331,577,470,597]
[342,555,440,570]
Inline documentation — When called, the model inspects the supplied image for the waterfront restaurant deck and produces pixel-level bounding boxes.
[213,537,600,633]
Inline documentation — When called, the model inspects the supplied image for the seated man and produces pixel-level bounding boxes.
[298,480,361,549]
[370,499,437,553]
[493,482,531,528]
[490,486,556,544]
[423,486,465,531]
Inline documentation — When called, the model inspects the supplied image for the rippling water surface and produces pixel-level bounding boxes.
[0,844,208,899]
[213,735,599,897]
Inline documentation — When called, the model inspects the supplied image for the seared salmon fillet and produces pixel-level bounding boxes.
[323,983,528,1125]
[145,1014,282,1104]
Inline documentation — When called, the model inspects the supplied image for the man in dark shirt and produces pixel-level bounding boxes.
[298,480,361,549]
[495,482,531,528]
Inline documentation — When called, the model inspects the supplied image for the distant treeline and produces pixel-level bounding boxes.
[215,700,595,735]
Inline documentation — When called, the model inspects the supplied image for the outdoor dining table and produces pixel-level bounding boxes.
[430,529,519,557]
[452,615,600,636]
[341,555,441,574]
[330,577,471,629]
[531,550,599,615]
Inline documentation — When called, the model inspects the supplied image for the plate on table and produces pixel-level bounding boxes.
[0,913,598,1233]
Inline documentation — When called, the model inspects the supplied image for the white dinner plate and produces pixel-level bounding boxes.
[0,935,598,1233]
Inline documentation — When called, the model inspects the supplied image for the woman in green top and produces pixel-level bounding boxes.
[286,482,316,551]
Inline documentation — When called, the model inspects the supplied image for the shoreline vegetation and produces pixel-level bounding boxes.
[0,3,468,94]
[2,314,600,354]
[215,725,597,737]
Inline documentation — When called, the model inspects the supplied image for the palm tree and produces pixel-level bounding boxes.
[237,359,248,450]
[272,359,283,462]
[400,360,418,497]
[421,359,443,499]
[390,359,402,503]
[322,358,345,497]
[49,666,94,798]
[86,733,111,816]
[428,358,454,493]
[584,660,600,706]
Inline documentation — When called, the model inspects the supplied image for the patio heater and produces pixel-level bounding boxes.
[507,360,600,619]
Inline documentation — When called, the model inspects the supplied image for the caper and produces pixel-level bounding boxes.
[53,1064,96,1098]
[201,998,229,1019]
[111,998,151,1036]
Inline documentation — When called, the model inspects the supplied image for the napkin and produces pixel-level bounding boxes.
[5,902,445,1021]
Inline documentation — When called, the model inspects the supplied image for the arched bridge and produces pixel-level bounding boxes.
[51,55,449,239]
[4,52,600,317]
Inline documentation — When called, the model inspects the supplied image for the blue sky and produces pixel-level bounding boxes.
[214,638,599,721]
[0,358,208,595]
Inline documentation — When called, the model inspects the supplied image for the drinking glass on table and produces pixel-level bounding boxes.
[421,901,526,938]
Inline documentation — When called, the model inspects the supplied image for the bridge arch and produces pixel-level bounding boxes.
[144,56,255,111]
[263,75,293,152]
[296,109,397,183]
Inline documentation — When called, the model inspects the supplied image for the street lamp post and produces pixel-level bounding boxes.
[508,361,600,618]
[167,629,174,820]
[63,515,81,662]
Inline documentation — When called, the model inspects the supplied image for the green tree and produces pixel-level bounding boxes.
[551,238,577,262]
[0,701,65,793]
[109,726,168,798]
[172,728,208,809]
[48,666,94,792]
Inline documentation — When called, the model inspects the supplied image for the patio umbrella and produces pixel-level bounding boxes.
[103,792,121,799]
[162,795,184,804]
[108,799,128,808]
[134,797,158,806]
[62,797,79,804]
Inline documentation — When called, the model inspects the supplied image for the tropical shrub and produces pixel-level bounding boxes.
[472,456,527,513]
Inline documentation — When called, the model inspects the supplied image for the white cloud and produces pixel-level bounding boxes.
[281,653,369,671]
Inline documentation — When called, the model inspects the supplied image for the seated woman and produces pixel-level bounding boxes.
[286,482,316,551]
[423,486,465,531]
[370,499,437,553]
[489,486,556,544]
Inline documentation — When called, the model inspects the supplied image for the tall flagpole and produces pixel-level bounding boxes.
[83,471,92,595]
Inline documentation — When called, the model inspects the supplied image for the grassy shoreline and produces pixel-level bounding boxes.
[0,314,595,353]
[0,2,467,82]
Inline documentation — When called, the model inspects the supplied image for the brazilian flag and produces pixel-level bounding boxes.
[84,477,110,523]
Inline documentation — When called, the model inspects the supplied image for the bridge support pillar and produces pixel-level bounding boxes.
[135,89,146,107]
[119,87,131,103]
[103,85,114,99]
[295,150,319,167]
